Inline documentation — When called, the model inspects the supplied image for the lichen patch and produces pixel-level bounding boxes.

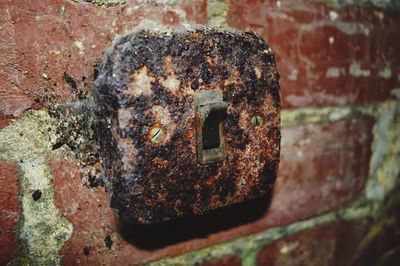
[0,110,73,265]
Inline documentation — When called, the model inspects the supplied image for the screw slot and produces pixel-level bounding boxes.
[149,126,164,144]
[251,115,263,127]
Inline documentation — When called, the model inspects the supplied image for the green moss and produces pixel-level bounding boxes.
[241,248,258,266]
[148,203,379,266]
[208,0,228,27]
[366,100,400,200]
[281,103,382,126]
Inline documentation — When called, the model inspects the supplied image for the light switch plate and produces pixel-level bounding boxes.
[94,28,281,224]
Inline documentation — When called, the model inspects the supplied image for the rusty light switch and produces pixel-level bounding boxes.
[94,28,281,224]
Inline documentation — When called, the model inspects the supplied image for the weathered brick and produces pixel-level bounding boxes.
[52,159,244,265]
[0,113,13,129]
[51,160,181,265]
[51,116,373,265]
[2,0,387,263]
[182,116,374,247]
[0,0,207,118]
[50,160,118,265]
[227,0,400,108]
[266,116,374,225]
[256,220,370,266]
[0,161,20,265]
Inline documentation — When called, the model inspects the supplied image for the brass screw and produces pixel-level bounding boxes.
[150,126,164,144]
[251,115,263,127]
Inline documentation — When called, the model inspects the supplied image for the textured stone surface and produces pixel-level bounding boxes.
[51,160,119,266]
[0,0,206,119]
[256,220,371,266]
[227,0,400,108]
[0,110,72,265]
[51,115,374,265]
[0,161,20,265]
[1,0,399,265]
[351,189,400,266]
[267,116,374,225]
[255,192,400,266]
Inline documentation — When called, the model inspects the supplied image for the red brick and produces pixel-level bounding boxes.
[52,160,243,265]
[163,10,181,25]
[266,116,374,225]
[0,0,207,118]
[0,112,14,129]
[0,0,387,264]
[51,116,373,264]
[184,116,374,245]
[0,161,20,265]
[256,220,370,266]
[257,202,400,266]
[51,160,168,265]
[201,255,241,266]
[50,160,118,265]
[227,0,400,108]
[188,116,373,248]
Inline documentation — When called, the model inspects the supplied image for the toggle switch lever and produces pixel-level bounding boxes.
[195,89,227,165]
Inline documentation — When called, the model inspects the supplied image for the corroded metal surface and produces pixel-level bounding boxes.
[94,28,280,224]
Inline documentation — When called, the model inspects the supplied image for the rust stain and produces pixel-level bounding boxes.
[94,28,281,224]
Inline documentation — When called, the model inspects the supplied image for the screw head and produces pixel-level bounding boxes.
[251,115,263,127]
[149,126,164,144]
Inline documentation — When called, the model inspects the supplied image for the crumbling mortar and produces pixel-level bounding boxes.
[0,110,73,265]
[208,0,228,27]
[281,102,381,126]
[148,202,380,266]
[366,100,400,201]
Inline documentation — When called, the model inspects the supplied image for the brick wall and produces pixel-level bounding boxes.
[0,0,399,265]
